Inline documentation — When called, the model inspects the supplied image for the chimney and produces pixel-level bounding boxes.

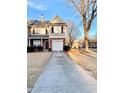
[40,14,45,22]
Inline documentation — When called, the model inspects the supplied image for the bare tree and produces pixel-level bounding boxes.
[78,39,84,47]
[67,0,97,52]
[66,20,80,47]
[91,33,97,43]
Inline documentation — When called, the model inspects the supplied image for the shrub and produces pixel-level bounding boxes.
[48,48,51,51]
[27,46,31,52]
[37,46,43,51]
[64,45,71,51]
[27,46,35,52]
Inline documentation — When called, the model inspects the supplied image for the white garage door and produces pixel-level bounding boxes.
[52,40,63,51]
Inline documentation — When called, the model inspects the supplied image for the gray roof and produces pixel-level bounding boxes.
[27,20,38,27]
[31,21,49,28]
[27,16,66,28]
[27,20,49,28]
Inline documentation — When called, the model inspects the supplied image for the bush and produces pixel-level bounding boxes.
[37,46,43,51]
[64,45,71,51]
[27,46,35,52]
[27,46,43,52]
[27,46,31,52]
[48,48,51,51]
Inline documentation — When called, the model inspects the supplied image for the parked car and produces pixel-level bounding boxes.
[81,44,97,49]
[92,45,97,48]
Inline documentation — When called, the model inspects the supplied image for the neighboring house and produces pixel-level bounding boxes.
[72,40,80,49]
[27,15,67,51]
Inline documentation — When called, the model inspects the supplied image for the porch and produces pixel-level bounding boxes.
[28,35,49,50]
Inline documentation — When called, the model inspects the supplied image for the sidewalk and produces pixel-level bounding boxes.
[30,52,96,93]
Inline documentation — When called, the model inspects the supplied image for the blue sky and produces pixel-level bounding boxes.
[27,0,97,39]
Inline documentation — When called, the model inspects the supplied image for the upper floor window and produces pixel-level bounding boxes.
[54,26,62,33]
[32,28,39,35]
[33,29,35,34]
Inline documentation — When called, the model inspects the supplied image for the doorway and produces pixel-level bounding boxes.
[43,40,49,50]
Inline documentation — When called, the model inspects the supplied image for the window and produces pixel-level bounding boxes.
[33,29,35,34]
[34,30,38,34]
[39,28,46,35]
[33,28,42,35]
[33,40,41,47]
[54,26,61,33]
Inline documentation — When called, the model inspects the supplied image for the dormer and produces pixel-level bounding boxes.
[49,15,67,38]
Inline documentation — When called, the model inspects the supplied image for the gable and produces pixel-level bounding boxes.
[50,16,65,24]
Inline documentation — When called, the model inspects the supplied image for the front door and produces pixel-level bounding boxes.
[43,40,49,50]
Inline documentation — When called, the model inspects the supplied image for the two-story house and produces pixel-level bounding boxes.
[27,15,67,51]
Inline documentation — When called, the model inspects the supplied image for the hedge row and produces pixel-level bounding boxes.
[63,45,71,51]
[27,45,71,52]
[27,46,43,52]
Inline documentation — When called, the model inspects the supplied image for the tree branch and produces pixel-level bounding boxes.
[69,0,82,16]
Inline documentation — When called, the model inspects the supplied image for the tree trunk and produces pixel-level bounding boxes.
[69,39,72,47]
[84,28,89,52]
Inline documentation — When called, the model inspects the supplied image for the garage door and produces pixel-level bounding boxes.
[52,40,63,51]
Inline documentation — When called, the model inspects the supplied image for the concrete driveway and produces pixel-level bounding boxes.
[30,52,96,93]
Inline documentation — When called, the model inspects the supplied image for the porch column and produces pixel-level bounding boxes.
[49,39,50,48]
[41,39,43,46]
[29,39,31,46]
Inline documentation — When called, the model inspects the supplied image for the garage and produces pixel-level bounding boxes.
[52,39,63,51]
